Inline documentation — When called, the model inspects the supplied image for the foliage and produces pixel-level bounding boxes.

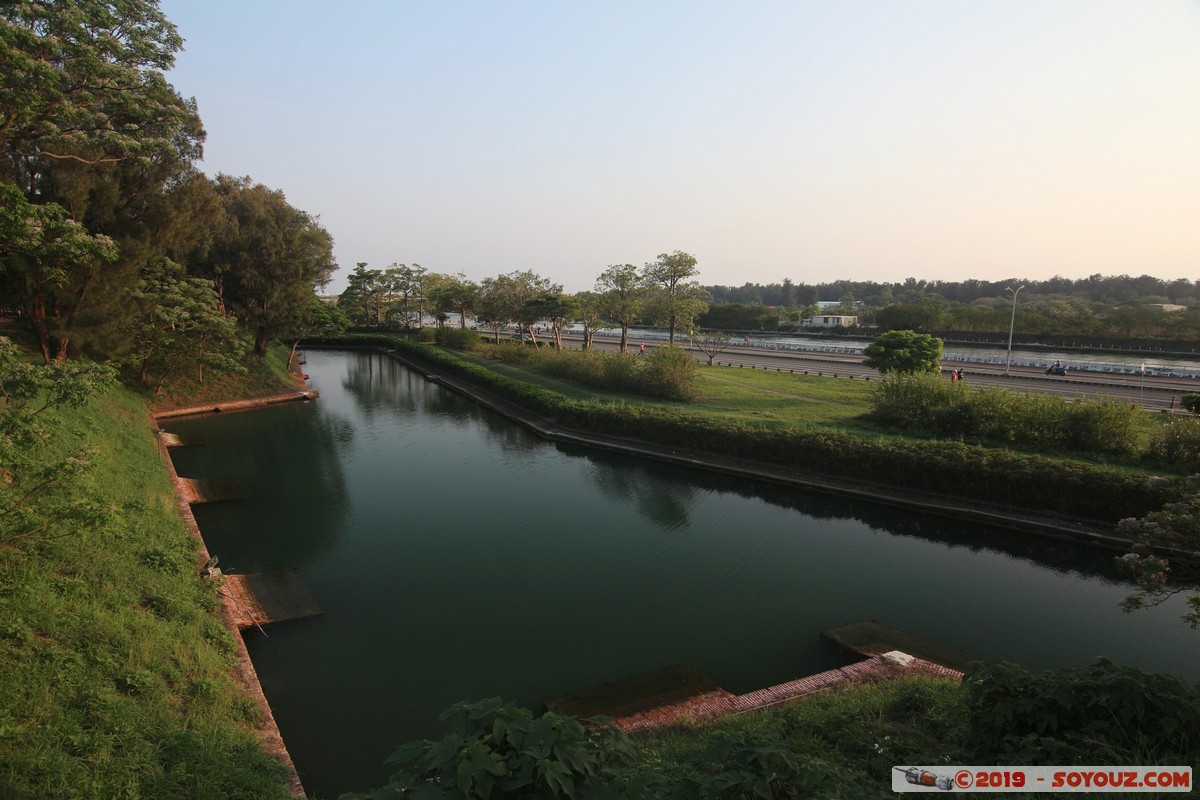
[342,698,652,800]
[194,174,337,355]
[352,679,967,800]
[1116,475,1200,628]
[1145,416,1200,470]
[1182,394,1200,415]
[481,341,697,402]
[963,660,1200,763]
[862,330,943,376]
[869,375,1141,457]
[643,251,707,345]
[0,337,118,546]
[124,259,243,392]
[596,264,648,353]
[639,345,697,402]
[0,184,120,362]
[438,326,487,351]
[0,0,188,165]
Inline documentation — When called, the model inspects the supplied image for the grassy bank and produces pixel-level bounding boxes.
[309,334,1178,523]
[0,386,292,798]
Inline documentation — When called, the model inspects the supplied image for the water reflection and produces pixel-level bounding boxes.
[555,444,1119,581]
[167,402,352,572]
[173,348,1197,798]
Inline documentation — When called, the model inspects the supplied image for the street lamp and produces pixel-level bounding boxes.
[1005,285,1024,376]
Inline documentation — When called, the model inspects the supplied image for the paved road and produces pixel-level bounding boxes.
[551,332,1199,412]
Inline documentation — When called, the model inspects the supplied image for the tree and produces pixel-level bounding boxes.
[690,330,733,365]
[863,330,944,375]
[0,184,119,362]
[338,263,384,326]
[477,271,557,345]
[201,175,337,355]
[596,263,646,353]
[524,291,575,350]
[0,1,190,170]
[0,1,206,361]
[282,293,348,370]
[384,262,426,329]
[644,250,708,344]
[572,291,603,350]
[124,258,242,393]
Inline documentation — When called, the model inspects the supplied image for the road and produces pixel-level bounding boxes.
[550,332,1200,412]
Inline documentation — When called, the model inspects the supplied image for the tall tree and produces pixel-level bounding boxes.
[596,263,646,353]
[572,291,603,350]
[0,184,118,362]
[201,175,337,355]
[644,250,707,344]
[124,258,242,392]
[1,0,205,361]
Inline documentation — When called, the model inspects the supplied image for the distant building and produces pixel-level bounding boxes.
[1148,303,1187,312]
[802,315,858,328]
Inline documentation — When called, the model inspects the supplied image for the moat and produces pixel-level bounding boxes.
[166,349,1199,798]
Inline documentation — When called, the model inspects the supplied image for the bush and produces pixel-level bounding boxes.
[1146,416,1200,469]
[638,344,697,401]
[436,326,485,351]
[869,375,1140,457]
[1181,393,1200,415]
[964,660,1200,764]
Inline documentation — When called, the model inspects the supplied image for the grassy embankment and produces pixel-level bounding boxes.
[0,353,298,799]
[314,333,1180,524]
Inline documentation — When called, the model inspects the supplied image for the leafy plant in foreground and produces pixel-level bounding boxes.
[341,698,656,799]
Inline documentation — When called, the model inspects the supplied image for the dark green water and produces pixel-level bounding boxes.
[167,349,1198,798]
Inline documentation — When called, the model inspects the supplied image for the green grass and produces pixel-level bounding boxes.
[138,346,298,411]
[0,387,292,799]
[462,351,877,429]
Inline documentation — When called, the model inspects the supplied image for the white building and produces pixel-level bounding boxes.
[801,315,858,328]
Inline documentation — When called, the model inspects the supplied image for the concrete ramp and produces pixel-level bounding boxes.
[177,477,242,504]
[224,571,322,630]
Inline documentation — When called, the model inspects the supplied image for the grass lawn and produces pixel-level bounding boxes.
[0,388,293,798]
[460,351,878,429]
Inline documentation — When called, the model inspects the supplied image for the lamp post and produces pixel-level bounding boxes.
[1005,285,1024,376]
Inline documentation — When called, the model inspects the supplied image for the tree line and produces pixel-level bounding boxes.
[702,276,1200,341]
[336,251,710,352]
[0,0,337,391]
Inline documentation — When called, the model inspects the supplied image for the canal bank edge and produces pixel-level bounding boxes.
[150,401,309,799]
[324,343,1133,551]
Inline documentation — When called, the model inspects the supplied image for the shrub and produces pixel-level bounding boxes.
[1146,416,1200,469]
[436,326,484,350]
[637,344,697,401]
[1181,393,1200,415]
[964,659,1200,763]
[869,375,1139,457]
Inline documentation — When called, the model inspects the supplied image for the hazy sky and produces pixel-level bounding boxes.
[160,1,1199,294]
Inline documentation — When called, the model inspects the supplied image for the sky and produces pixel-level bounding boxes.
[159,0,1199,295]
